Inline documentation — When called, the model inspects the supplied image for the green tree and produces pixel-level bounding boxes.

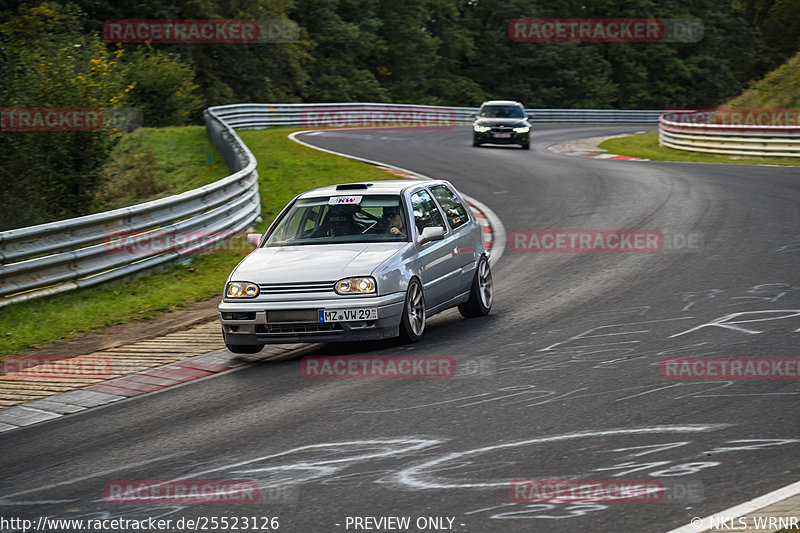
[0,2,131,230]
[123,48,202,127]
[292,0,389,102]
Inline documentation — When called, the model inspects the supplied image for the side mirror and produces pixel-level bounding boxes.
[469,113,477,119]
[246,233,261,249]
[527,114,535,121]
[418,226,445,245]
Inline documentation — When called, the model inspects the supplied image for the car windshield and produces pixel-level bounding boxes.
[480,105,525,119]
[264,194,409,246]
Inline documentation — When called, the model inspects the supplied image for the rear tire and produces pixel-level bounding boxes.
[225,342,263,354]
[458,255,493,318]
[399,279,426,343]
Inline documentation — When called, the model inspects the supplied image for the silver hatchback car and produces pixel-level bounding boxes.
[219,179,493,353]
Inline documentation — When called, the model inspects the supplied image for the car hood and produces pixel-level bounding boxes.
[231,242,409,283]
[474,118,528,127]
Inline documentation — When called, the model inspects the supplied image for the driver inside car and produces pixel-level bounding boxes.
[382,206,405,235]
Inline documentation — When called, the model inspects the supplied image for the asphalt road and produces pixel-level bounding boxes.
[1,125,798,533]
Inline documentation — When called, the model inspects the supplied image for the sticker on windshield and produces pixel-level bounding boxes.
[329,196,362,205]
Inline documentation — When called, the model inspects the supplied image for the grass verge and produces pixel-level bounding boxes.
[599,132,800,167]
[92,127,231,211]
[1,127,393,357]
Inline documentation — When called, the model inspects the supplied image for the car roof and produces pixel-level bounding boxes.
[481,100,523,106]
[298,179,452,199]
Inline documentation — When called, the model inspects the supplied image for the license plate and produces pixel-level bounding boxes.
[318,308,378,322]
[493,132,511,138]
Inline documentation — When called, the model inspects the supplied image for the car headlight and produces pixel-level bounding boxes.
[226,281,259,298]
[473,125,491,133]
[513,126,530,133]
[335,277,376,295]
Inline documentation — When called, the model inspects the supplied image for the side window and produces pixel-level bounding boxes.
[409,190,446,234]
[430,185,469,229]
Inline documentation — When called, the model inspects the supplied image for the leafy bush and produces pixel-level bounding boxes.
[0,3,132,230]
[122,48,202,127]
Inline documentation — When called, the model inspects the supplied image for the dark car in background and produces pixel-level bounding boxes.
[472,100,532,149]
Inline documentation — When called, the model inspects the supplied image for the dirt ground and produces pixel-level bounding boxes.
[12,297,222,359]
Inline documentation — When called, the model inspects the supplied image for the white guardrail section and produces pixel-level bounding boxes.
[0,108,260,308]
[0,103,662,307]
[659,112,800,157]
[209,103,663,128]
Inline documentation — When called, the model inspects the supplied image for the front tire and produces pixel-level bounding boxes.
[399,279,426,343]
[458,255,493,318]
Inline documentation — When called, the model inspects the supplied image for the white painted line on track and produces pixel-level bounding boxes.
[666,480,800,533]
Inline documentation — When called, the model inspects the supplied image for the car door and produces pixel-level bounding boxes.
[429,184,478,295]
[409,189,461,310]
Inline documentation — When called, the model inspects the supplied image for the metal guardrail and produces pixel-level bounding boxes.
[210,103,663,128]
[659,112,800,157]
[0,108,260,308]
[0,102,661,307]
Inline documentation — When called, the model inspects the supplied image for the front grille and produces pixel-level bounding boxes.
[490,126,513,133]
[267,310,319,323]
[256,323,343,335]
[258,281,335,295]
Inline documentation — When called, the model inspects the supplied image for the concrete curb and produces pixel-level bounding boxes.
[0,338,324,432]
[547,130,652,160]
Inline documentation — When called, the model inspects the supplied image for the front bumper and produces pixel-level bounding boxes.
[219,293,406,344]
[474,130,530,145]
